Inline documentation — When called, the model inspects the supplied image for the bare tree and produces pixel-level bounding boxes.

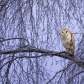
[0,0,84,84]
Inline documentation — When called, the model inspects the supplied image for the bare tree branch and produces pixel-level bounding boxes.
[0,37,29,44]
[5,54,15,84]
[67,71,84,84]
[0,47,84,68]
[46,70,63,84]
[46,62,74,84]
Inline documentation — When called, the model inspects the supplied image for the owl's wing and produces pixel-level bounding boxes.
[70,33,75,49]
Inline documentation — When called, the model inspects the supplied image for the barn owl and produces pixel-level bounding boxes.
[60,28,75,55]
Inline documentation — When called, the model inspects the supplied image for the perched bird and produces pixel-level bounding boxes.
[60,28,75,55]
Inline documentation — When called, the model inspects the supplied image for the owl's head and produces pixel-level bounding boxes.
[60,28,71,37]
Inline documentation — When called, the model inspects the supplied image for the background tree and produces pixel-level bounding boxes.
[0,0,84,84]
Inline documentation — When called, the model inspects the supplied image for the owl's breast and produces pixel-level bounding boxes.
[61,35,71,49]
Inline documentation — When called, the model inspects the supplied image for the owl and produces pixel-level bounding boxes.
[60,28,75,55]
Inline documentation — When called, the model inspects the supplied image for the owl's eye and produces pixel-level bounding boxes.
[66,31,68,33]
[62,31,63,33]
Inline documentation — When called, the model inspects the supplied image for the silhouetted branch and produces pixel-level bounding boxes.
[46,62,74,84]
[0,37,29,44]
[67,71,84,84]
[0,47,84,68]
[5,54,15,84]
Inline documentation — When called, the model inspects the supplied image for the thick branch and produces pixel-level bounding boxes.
[0,47,84,68]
